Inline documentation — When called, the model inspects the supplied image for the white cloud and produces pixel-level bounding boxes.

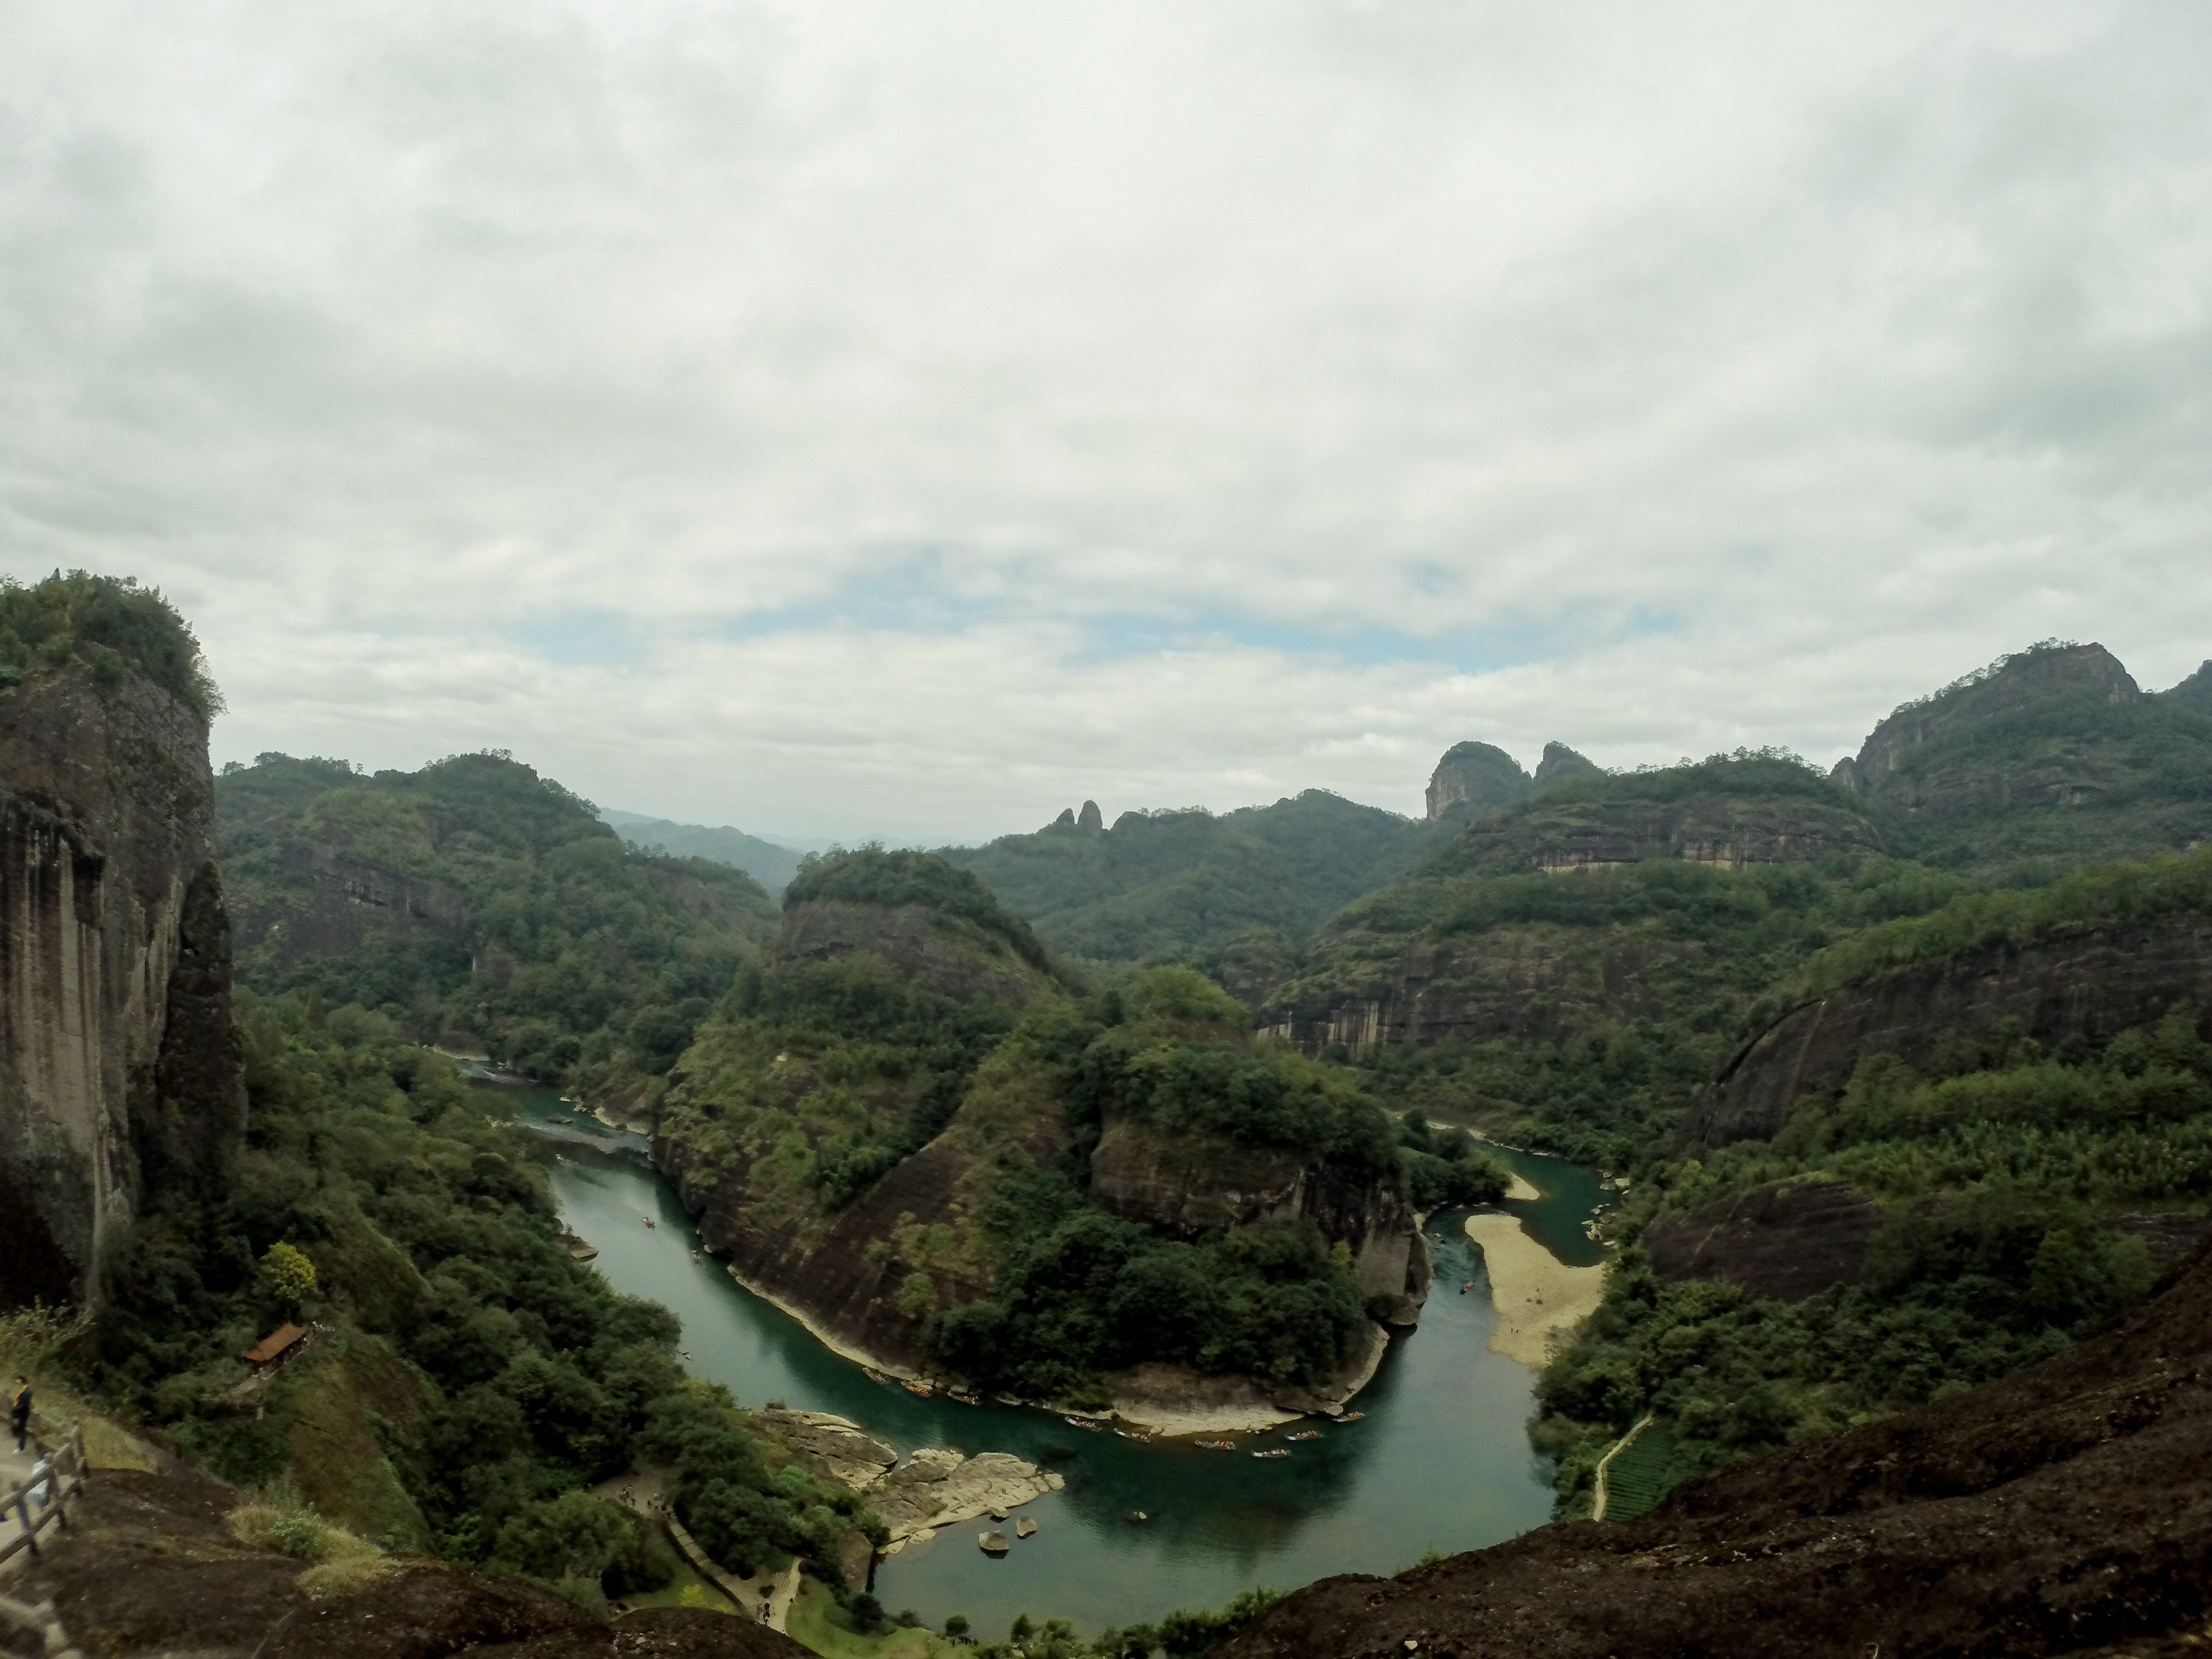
[2,0,2208,838]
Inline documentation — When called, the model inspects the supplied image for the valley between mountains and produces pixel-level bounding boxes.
[7,575,2212,1656]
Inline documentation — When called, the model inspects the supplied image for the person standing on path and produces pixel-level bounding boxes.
[8,1376,29,1452]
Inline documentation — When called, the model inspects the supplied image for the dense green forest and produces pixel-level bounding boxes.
[940,790,1443,964]
[216,751,777,1098]
[87,992,875,1603]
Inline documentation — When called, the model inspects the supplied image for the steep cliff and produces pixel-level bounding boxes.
[0,577,245,1310]
[1696,877,2212,1147]
[1829,641,2212,873]
[1262,755,1883,1067]
[1424,741,1530,825]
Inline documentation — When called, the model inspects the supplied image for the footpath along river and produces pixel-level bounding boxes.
[497,1088,1613,1636]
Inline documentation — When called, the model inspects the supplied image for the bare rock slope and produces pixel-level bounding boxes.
[0,659,245,1308]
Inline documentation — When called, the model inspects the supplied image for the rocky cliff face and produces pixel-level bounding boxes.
[0,664,244,1308]
[1641,1176,1883,1301]
[1264,922,1679,1060]
[1425,742,1531,825]
[1455,791,1882,877]
[1087,1118,1429,1322]
[1264,773,1881,1060]
[1694,912,2212,1147]
[1829,641,2159,821]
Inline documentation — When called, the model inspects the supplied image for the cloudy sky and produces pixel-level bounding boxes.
[3,2,2208,841]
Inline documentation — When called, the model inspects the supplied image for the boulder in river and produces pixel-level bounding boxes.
[979,1531,1010,1554]
[1015,1515,1037,1537]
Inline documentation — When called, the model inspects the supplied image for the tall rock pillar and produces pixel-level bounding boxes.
[0,662,246,1309]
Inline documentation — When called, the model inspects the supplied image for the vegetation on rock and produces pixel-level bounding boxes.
[0,570,223,719]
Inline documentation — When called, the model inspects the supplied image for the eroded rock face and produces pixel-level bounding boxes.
[753,1408,898,1490]
[1087,1118,1428,1320]
[1641,1177,1884,1301]
[1264,926,1684,1060]
[1695,914,2212,1147]
[1831,641,2144,812]
[1458,794,1882,877]
[0,666,246,1308]
[1425,742,1531,825]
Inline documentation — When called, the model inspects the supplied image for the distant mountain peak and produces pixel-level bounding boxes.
[1425,741,1531,824]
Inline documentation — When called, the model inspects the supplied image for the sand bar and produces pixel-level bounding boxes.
[1464,1213,1608,1368]
[1505,1171,1541,1202]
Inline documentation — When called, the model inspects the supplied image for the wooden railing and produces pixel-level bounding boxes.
[0,1422,86,1572]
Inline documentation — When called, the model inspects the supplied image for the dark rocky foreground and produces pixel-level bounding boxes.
[1214,1239,2212,1658]
[12,1459,810,1659]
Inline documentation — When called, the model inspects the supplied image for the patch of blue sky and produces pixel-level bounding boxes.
[509,608,637,665]
[1070,605,1684,673]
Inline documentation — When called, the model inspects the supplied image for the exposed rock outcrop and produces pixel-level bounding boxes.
[1694,913,2212,1147]
[1087,1118,1428,1321]
[865,1448,1061,1543]
[11,1459,809,1658]
[1425,742,1531,825]
[1215,1238,2212,1658]
[1455,792,1882,877]
[1641,1176,1884,1300]
[1077,799,1104,832]
[0,662,245,1309]
[1830,641,2146,813]
[1531,741,1601,790]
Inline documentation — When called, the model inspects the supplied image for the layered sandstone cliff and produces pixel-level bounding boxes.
[0,661,244,1308]
[1694,911,2212,1147]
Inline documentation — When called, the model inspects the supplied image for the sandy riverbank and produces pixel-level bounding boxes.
[1505,1171,1540,1202]
[1464,1213,1608,1368]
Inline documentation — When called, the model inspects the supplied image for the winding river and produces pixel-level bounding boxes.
[495,1087,1611,1636]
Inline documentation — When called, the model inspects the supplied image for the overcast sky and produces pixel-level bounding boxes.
[3,2,2208,842]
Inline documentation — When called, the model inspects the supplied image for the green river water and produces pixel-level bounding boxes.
[497,1087,1611,1637]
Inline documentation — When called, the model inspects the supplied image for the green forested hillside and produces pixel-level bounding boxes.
[654,849,1506,1405]
[599,807,808,895]
[1259,650,2212,1517]
[940,789,1443,965]
[1835,641,2212,879]
[216,752,777,1096]
[1535,855,2212,1508]
[90,993,876,1598]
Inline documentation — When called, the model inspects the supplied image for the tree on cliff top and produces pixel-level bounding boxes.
[0,570,223,720]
